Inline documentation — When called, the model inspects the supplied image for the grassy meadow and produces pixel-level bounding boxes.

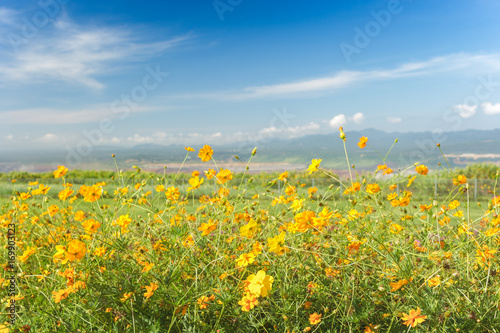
[1,134,500,332]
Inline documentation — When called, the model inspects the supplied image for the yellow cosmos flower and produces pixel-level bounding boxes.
[188,176,204,191]
[246,270,274,297]
[19,246,37,262]
[236,252,256,267]
[198,145,213,162]
[307,159,322,174]
[240,219,258,238]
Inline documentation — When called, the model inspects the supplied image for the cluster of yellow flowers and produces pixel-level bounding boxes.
[2,136,498,332]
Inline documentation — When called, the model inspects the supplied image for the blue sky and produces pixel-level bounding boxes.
[1,0,500,151]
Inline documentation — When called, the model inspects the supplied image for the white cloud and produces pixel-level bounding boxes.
[482,102,500,115]
[329,114,346,128]
[0,15,192,88]
[175,53,500,100]
[40,133,58,142]
[386,116,402,123]
[453,104,477,118]
[127,134,153,144]
[351,112,365,124]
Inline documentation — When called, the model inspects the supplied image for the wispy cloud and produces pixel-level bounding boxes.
[386,116,402,123]
[0,13,193,89]
[0,7,17,26]
[258,122,320,139]
[0,104,159,125]
[126,131,225,145]
[174,53,500,100]
[452,104,477,118]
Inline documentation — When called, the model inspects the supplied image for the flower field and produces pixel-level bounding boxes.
[1,133,500,332]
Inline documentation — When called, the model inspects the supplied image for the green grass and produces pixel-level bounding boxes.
[1,153,499,332]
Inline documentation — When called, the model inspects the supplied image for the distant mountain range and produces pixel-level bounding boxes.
[1,128,499,173]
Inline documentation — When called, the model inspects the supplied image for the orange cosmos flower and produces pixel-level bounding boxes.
[82,219,101,235]
[52,286,73,303]
[112,214,132,234]
[65,239,86,262]
[19,246,37,262]
[198,220,217,236]
[48,205,59,217]
[427,275,441,287]
[205,168,216,180]
[53,165,68,178]
[453,175,467,185]
[401,307,427,327]
[377,164,388,171]
[309,313,322,325]
[166,186,180,202]
[407,175,417,187]
[415,164,428,175]
[94,247,106,257]
[366,183,380,194]
[308,186,318,198]
[383,167,393,175]
[389,279,409,292]
[120,292,134,302]
[84,186,101,202]
[197,295,215,309]
[238,293,259,312]
[198,145,213,162]
[58,189,74,201]
[143,282,158,299]
[278,171,288,181]
[185,146,195,152]
[358,136,368,149]
[216,168,233,184]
